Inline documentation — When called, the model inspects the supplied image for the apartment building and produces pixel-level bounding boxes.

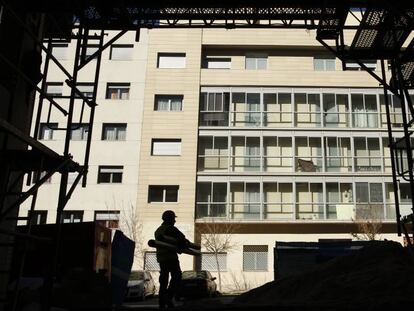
[137,27,407,291]
[20,26,409,291]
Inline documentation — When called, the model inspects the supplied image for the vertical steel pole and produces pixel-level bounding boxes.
[82,30,104,187]
[43,24,85,311]
[380,60,402,236]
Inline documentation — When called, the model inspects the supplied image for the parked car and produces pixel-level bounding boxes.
[125,270,156,301]
[176,270,217,299]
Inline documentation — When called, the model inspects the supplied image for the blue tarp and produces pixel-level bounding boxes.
[111,230,135,306]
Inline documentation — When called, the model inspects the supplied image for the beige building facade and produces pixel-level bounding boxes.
[20,30,150,246]
[20,25,408,292]
[138,27,407,292]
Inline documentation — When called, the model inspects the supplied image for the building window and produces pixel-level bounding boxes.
[52,43,68,60]
[351,94,378,128]
[61,211,83,223]
[110,44,134,60]
[148,185,179,203]
[76,83,95,98]
[355,182,384,219]
[45,82,63,97]
[144,252,160,271]
[354,137,381,171]
[106,83,130,100]
[245,54,267,70]
[345,60,377,71]
[313,57,335,71]
[151,139,182,156]
[95,211,120,229]
[243,245,268,271]
[157,53,186,68]
[154,95,183,111]
[201,253,227,271]
[102,123,127,141]
[197,137,229,172]
[70,123,89,141]
[97,166,123,184]
[399,184,413,203]
[38,123,58,140]
[199,92,230,126]
[202,57,231,69]
[29,211,47,225]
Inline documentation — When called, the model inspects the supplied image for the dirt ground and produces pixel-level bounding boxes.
[232,240,414,310]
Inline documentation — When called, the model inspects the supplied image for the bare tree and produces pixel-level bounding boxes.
[119,203,147,269]
[197,220,239,292]
[105,198,147,269]
[351,205,383,240]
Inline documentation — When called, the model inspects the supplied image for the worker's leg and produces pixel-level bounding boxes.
[158,263,170,308]
[167,260,182,304]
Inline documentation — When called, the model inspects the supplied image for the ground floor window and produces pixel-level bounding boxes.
[201,252,227,271]
[243,245,268,271]
[144,251,160,271]
[61,210,83,223]
[29,211,47,225]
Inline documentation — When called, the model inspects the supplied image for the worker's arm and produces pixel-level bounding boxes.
[165,226,189,249]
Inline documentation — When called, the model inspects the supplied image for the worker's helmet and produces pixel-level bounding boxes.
[162,210,177,222]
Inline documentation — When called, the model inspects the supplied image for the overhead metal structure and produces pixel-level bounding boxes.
[1,0,414,309]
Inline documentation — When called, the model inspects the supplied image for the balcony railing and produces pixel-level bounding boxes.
[263,203,294,220]
[294,112,321,128]
[230,155,261,172]
[198,110,386,128]
[354,156,382,171]
[263,156,292,172]
[326,203,354,220]
[296,203,325,220]
[199,111,229,126]
[229,202,261,220]
[263,112,292,127]
[325,156,352,172]
[197,154,389,173]
[198,155,228,171]
[196,203,227,218]
[352,112,378,128]
[323,112,350,128]
[195,202,393,221]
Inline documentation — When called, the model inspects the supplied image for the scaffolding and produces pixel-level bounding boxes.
[0,0,414,309]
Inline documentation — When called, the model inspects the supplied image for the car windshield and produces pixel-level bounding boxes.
[182,271,207,279]
[129,271,145,280]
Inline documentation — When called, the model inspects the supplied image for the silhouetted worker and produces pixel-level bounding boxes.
[155,210,188,309]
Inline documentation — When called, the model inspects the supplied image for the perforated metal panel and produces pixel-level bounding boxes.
[144,252,160,271]
[243,245,268,271]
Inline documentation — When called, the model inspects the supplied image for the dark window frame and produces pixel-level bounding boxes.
[97,165,124,184]
[101,123,127,141]
[109,44,134,60]
[29,210,47,225]
[61,210,84,223]
[105,83,131,100]
[148,185,179,203]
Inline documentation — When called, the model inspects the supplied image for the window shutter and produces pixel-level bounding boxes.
[152,140,182,155]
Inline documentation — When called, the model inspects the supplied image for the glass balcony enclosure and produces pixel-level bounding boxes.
[196,181,397,221]
[198,135,391,173]
[198,88,401,129]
